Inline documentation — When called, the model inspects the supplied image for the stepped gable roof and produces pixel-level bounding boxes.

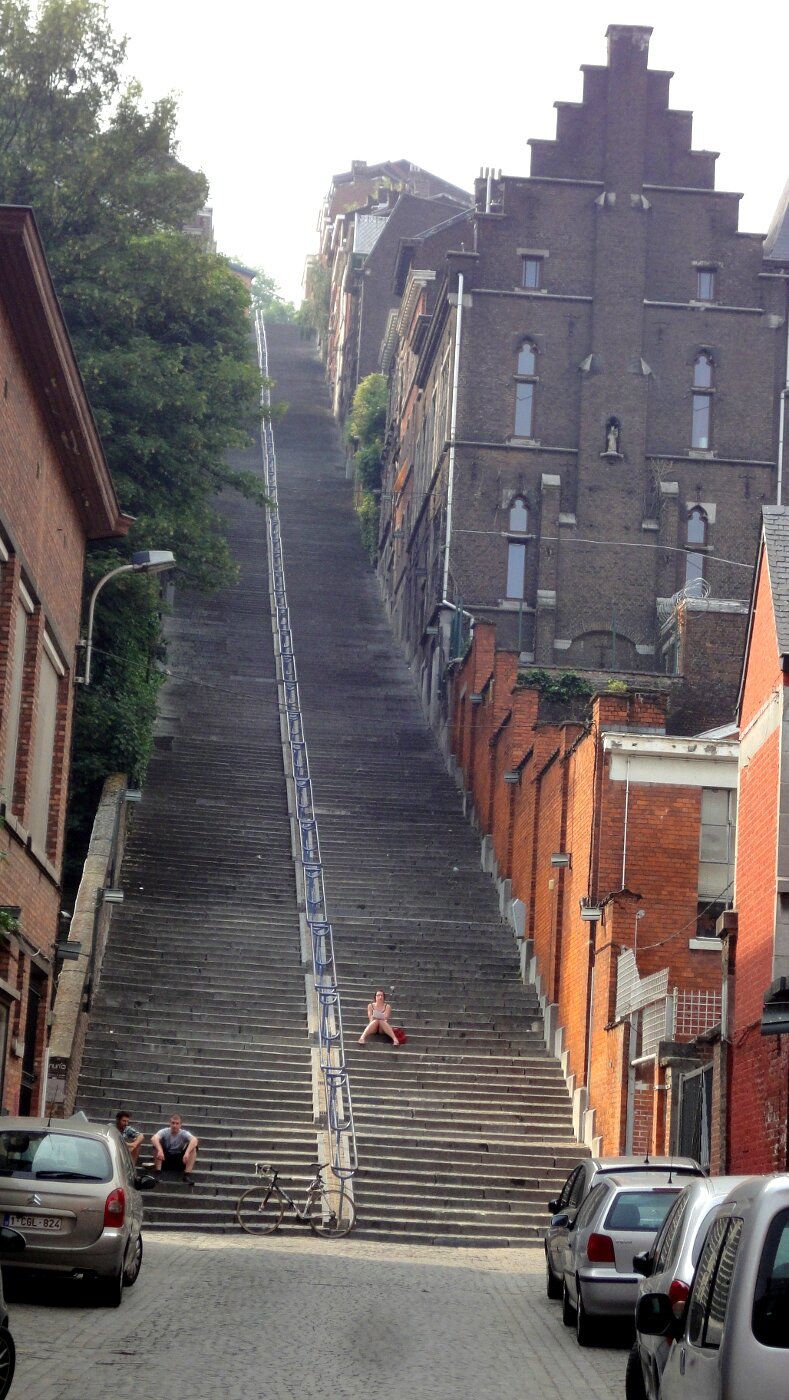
[0,205,129,540]
[764,176,789,262]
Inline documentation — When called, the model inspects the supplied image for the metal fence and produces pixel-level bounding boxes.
[255,316,357,1181]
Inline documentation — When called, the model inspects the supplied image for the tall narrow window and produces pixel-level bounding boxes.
[685,506,708,587]
[691,352,714,449]
[506,496,528,599]
[514,341,537,438]
[696,268,716,301]
[522,257,542,290]
[29,640,62,854]
[2,597,28,811]
[509,497,528,533]
[506,543,527,599]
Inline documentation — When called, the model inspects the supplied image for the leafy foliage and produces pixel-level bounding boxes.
[299,258,330,351]
[249,267,296,323]
[348,374,387,560]
[0,0,270,875]
[516,669,594,703]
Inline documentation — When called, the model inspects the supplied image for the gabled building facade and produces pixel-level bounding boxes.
[0,207,128,1114]
[377,25,788,735]
[316,160,470,424]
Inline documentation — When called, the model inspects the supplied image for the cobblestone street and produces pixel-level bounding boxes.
[8,1234,626,1400]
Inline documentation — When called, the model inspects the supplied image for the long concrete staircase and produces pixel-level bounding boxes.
[77,323,583,1243]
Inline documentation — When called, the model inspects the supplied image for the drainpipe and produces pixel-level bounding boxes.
[442,271,464,601]
[778,307,789,506]
[621,757,631,888]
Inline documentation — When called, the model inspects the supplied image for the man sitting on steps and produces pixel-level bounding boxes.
[151,1113,198,1185]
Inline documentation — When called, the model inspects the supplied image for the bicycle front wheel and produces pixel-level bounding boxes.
[236,1183,285,1235]
[308,1183,356,1239]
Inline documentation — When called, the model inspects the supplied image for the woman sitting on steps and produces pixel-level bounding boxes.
[359,989,399,1046]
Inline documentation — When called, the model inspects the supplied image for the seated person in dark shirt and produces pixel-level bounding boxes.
[150,1113,198,1184]
[115,1110,144,1165]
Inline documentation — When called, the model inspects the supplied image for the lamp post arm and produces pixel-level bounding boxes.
[82,564,134,686]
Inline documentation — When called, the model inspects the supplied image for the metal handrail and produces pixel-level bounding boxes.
[254,315,357,1181]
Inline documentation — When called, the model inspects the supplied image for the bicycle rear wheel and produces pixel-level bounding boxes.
[236,1183,285,1234]
[308,1183,356,1239]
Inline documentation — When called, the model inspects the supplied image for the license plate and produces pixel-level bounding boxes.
[4,1214,62,1231]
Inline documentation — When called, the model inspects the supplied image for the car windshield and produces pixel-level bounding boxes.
[605,1189,680,1231]
[0,1131,111,1181]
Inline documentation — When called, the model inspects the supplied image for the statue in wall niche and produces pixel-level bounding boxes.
[603,417,622,458]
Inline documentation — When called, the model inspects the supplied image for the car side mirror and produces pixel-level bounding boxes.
[136,1173,158,1192]
[551,1211,571,1229]
[548,1198,561,1214]
[635,1293,682,1339]
[0,1227,26,1253]
[633,1250,652,1277]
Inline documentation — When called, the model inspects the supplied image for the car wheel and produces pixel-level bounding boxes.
[625,1343,647,1400]
[561,1280,575,1327]
[545,1249,563,1300]
[123,1232,143,1287]
[0,1326,15,1400]
[94,1267,123,1308]
[575,1282,593,1347]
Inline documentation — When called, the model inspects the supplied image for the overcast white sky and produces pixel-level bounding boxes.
[104,0,787,304]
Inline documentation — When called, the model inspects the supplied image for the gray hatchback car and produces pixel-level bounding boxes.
[560,1171,683,1345]
[544,1155,703,1301]
[0,1113,154,1307]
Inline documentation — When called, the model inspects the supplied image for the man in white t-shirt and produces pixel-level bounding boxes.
[150,1113,198,1184]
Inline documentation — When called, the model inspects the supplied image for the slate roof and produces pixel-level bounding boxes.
[764,177,789,262]
[762,507,789,654]
[354,213,388,255]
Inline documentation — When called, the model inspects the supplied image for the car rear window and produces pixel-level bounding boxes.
[753,1207,789,1348]
[605,1189,681,1232]
[0,1131,111,1181]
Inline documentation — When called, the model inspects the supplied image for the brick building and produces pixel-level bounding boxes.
[449,621,737,1157]
[0,207,128,1114]
[726,507,789,1172]
[316,160,470,424]
[376,25,788,734]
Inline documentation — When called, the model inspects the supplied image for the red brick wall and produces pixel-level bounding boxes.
[729,550,787,1170]
[0,289,89,1112]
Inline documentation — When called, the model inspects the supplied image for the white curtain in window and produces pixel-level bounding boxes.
[29,648,59,852]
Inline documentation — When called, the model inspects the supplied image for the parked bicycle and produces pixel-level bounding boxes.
[236,1162,356,1239]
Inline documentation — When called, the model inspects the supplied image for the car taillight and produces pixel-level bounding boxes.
[104,1187,126,1229]
[587,1232,616,1264]
[668,1279,690,1315]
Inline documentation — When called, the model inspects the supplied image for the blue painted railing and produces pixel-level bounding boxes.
[255,316,358,1180]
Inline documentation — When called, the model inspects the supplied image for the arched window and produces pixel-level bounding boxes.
[514,341,538,438]
[691,353,714,450]
[685,506,708,588]
[509,497,528,533]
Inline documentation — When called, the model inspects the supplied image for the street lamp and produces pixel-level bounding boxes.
[79,550,176,685]
[634,908,645,960]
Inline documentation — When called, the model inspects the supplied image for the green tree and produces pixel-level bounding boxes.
[0,0,270,870]
[348,374,387,559]
[299,258,330,351]
[249,267,296,323]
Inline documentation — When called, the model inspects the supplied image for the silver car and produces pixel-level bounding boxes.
[0,1113,154,1307]
[560,1171,683,1345]
[627,1175,748,1400]
[545,1155,703,1301]
[637,1173,789,1400]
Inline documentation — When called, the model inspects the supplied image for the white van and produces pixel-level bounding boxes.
[635,1174,789,1399]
